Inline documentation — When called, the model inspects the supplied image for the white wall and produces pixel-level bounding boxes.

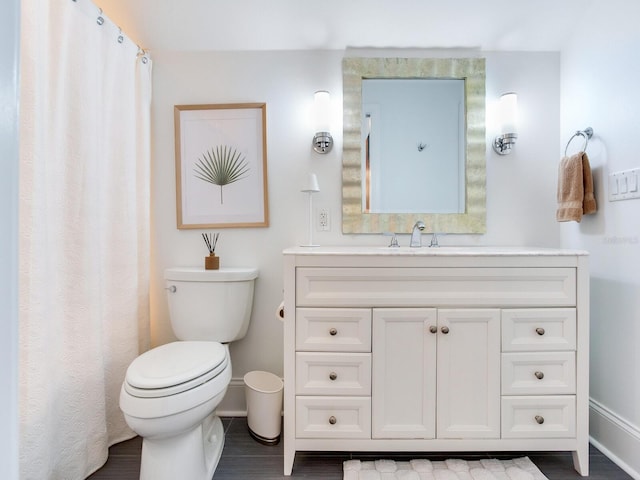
[0,0,20,477]
[151,49,562,411]
[561,1,640,477]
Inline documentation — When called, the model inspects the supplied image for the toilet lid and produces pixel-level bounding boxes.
[124,341,228,398]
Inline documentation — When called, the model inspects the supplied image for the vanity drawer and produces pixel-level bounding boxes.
[296,308,371,352]
[296,396,371,438]
[296,352,371,396]
[502,308,576,352]
[296,267,576,308]
[502,352,576,395]
[502,396,576,439]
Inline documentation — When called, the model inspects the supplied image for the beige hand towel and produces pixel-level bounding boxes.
[556,151,597,222]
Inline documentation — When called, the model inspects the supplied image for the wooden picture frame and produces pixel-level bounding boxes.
[174,103,269,229]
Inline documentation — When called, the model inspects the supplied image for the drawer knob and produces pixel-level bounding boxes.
[429,325,437,334]
[535,327,545,336]
[329,416,337,425]
[441,326,450,334]
[534,371,545,380]
[535,415,545,425]
[329,372,337,381]
[329,328,338,336]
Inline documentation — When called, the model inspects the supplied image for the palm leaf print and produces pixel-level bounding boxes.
[194,145,250,204]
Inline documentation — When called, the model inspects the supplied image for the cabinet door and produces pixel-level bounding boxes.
[372,308,437,438]
[437,309,501,439]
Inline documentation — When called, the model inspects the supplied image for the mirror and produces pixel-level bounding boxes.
[362,78,465,214]
[342,57,486,234]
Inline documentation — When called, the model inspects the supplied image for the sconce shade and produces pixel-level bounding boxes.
[313,90,333,154]
[301,173,320,192]
[499,92,518,134]
[493,92,518,155]
[314,91,331,132]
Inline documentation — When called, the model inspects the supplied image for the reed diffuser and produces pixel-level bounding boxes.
[202,232,220,270]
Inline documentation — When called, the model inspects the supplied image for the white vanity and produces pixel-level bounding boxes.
[282,246,589,476]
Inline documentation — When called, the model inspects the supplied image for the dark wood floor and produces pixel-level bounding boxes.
[88,417,633,479]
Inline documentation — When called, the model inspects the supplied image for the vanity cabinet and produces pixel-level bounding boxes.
[282,247,589,476]
[372,308,500,439]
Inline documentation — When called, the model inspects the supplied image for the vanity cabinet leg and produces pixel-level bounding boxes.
[284,448,295,476]
[572,446,589,476]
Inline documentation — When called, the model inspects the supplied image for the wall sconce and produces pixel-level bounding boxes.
[492,92,518,155]
[312,90,333,154]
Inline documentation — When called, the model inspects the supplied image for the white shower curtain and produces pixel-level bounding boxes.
[19,1,151,478]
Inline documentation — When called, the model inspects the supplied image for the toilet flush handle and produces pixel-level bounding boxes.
[165,285,177,293]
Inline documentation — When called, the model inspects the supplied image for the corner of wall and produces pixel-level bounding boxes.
[590,399,640,479]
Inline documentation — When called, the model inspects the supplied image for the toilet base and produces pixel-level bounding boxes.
[139,413,224,480]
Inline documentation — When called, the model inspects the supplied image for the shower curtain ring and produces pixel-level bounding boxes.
[97,9,104,26]
[137,47,149,64]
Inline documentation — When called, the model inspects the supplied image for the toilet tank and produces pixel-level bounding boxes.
[164,267,258,342]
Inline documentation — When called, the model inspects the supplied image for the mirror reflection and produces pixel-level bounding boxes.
[362,78,465,214]
[342,57,487,234]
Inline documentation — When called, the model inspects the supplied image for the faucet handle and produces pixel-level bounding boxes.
[430,232,439,248]
[383,232,400,248]
[429,232,447,248]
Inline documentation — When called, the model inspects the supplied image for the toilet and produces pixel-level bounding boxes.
[119,266,258,480]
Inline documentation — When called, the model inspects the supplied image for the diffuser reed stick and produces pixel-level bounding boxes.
[202,232,219,254]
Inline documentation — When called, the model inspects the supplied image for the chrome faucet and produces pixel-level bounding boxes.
[410,221,425,247]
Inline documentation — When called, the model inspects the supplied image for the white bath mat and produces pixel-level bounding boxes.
[343,457,548,480]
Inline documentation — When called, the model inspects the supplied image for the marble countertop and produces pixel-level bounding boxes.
[283,245,589,256]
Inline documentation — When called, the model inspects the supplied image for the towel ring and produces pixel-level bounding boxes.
[564,127,593,156]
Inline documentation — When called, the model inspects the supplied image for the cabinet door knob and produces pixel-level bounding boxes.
[429,325,437,334]
[329,328,338,336]
[328,416,337,425]
[441,326,450,334]
[534,371,544,380]
[329,372,337,381]
[535,327,545,336]
[535,415,545,424]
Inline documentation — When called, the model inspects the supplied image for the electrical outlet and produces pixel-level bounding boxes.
[317,208,330,231]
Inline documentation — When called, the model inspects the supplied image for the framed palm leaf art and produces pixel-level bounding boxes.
[174,103,269,228]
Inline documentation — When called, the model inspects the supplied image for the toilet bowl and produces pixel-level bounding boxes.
[119,267,258,480]
[120,341,231,480]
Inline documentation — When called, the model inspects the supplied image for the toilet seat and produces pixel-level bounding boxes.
[124,341,228,398]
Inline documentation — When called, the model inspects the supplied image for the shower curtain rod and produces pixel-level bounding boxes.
[71,0,150,63]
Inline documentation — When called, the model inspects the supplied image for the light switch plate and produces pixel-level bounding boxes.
[609,168,640,201]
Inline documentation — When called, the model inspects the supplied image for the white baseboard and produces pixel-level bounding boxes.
[216,375,285,418]
[216,378,248,417]
[589,398,640,480]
